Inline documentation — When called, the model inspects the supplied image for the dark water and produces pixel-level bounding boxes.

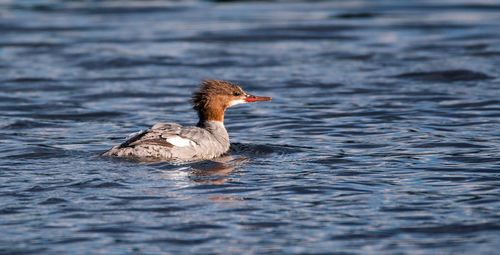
[1,0,500,254]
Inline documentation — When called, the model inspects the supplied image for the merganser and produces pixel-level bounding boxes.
[102,79,272,161]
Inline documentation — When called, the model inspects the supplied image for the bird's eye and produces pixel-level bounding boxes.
[233,92,241,96]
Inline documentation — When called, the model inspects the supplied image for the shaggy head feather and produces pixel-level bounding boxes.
[192,79,246,123]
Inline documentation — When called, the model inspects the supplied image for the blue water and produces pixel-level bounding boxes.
[1,0,500,254]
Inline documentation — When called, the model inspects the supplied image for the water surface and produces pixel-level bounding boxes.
[1,0,500,254]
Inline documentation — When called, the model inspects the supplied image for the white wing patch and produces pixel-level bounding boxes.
[166,136,195,147]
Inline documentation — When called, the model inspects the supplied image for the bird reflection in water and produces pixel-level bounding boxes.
[188,155,249,185]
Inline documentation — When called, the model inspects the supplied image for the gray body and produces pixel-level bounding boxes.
[102,121,230,161]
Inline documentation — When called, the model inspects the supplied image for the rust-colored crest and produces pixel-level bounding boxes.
[192,79,245,122]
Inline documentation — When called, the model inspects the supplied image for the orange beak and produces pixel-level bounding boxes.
[245,94,272,102]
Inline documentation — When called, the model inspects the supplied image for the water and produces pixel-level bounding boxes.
[1,0,500,254]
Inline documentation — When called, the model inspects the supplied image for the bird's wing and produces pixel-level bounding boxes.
[122,123,184,148]
[178,126,211,145]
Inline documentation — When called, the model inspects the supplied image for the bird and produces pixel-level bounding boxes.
[102,79,272,162]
